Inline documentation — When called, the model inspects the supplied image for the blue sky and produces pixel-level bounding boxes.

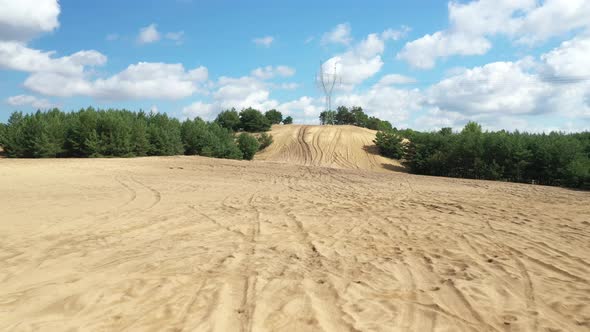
[1,0,590,132]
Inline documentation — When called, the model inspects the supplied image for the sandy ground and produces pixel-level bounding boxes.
[256,125,404,172]
[1,126,589,332]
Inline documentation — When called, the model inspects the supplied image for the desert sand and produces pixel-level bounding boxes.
[0,125,589,331]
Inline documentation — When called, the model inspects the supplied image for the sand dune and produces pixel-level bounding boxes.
[255,125,404,171]
[1,127,589,331]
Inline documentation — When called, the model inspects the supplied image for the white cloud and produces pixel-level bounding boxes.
[414,108,467,131]
[322,23,352,45]
[335,84,424,124]
[376,74,417,86]
[182,101,217,120]
[381,26,411,41]
[321,33,385,89]
[0,41,107,74]
[0,0,60,41]
[150,105,159,113]
[213,76,279,111]
[24,62,209,100]
[515,0,590,45]
[427,60,554,115]
[398,0,590,69]
[251,65,295,80]
[6,94,54,109]
[397,31,491,69]
[138,24,161,44]
[422,36,590,124]
[165,31,184,44]
[540,35,590,79]
[277,96,322,120]
[274,82,300,90]
[253,36,274,47]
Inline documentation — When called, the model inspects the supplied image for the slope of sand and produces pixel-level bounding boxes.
[255,125,404,171]
[1,131,589,331]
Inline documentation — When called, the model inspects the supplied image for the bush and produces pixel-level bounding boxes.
[265,109,283,125]
[237,133,260,160]
[257,133,273,150]
[373,131,404,159]
[239,108,271,132]
[215,108,241,131]
[283,116,293,124]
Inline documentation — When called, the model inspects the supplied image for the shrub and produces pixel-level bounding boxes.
[374,131,404,159]
[265,109,283,124]
[257,132,273,150]
[283,116,293,124]
[215,108,241,131]
[237,133,260,160]
[239,108,271,132]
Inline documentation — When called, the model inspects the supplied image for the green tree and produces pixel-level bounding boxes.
[215,108,241,131]
[319,110,336,125]
[374,131,404,159]
[283,116,293,124]
[147,113,184,156]
[239,108,271,132]
[335,106,355,125]
[350,106,369,127]
[265,109,283,125]
[237,133,260,160]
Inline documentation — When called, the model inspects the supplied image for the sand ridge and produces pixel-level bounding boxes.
[0,128,589,331]
[255,124,404,172]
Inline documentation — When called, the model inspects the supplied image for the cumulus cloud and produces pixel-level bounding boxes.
[0,41,107,74]
[0,0,60,41]
[253,36,274,47]
[375,74,417,86]
[427,60,552,115]
[6,94,55,109]
[138,24,161,44]
[381,26,411,41]
[322,23,352,45]
[398,0,590,69]
[397,31,491,69]
[540,35,590,79]
[321,33,385,89]
[25,62,209,100]
[421,36,590,125]
[251,65,296,80]
[183,101,217,119]
[335,84,424,124]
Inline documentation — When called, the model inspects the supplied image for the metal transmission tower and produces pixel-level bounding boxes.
[317,60,341,114]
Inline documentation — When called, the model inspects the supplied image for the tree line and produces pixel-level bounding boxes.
[319,106,393,131]
[374,122,590,189]
[0,107,286,160]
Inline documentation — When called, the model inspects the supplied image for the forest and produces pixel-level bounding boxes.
[374,122,590,189]
[0,107,286,160]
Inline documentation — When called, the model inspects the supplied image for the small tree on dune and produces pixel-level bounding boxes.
[237,133,260,160]
[239,108,271,132]
[265,109,283,125]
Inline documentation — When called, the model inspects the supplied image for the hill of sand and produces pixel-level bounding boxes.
[0,126,589,331]
[255,125,404,172]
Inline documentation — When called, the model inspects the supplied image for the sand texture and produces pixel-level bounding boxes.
[255,125,404,171]
[1,125,589,331]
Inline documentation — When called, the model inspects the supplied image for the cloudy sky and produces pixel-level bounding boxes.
[1,0,590,132]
